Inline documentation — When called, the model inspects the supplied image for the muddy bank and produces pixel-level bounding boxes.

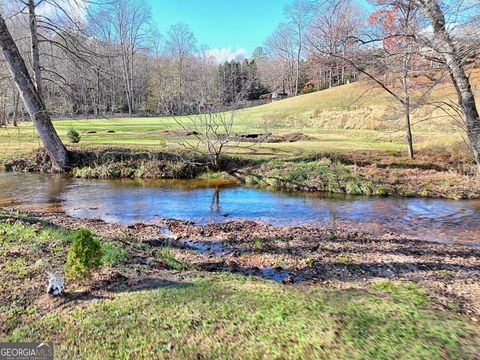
[225,132,315,143]
[157,218,480,317]
[1,148,249,179]
[1,147,479,198]
[2,208,479,321]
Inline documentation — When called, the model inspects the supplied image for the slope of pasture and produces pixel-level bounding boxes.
[1,69,479,157]
[237,68,480,132]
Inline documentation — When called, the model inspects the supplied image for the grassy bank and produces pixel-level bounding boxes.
[1,212,479,359]
[1,72,479,198]
[242,150,480,199]
[2,146,479,199]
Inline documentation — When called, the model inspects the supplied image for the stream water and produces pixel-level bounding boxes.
[1,172,479,245]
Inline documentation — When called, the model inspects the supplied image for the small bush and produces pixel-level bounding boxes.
[300,86,318,95]
[252,237,263,248]
[67,129,81,144]
[325,232,337,241]
[65,229,102,279]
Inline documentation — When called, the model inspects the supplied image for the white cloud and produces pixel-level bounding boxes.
[36,0,88,23]
[206,47,247,64]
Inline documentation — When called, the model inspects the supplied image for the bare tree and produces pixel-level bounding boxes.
[26,0,43,96]
[306,0,361,88]
[164,22,198,109]
[89,0,154,116]
[13,0,92,99]
[173,106,236,169]
[367,0,429,159]
[0,12,68,170]
[265,23,297,95]
[284,0,313,95]
[307,0,442,159]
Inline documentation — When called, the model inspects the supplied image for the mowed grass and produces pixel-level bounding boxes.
[3,69,479,158]
[7,273,480,359]
[0,115,464,159]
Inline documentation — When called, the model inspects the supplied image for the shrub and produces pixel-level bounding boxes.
[65,229,102,279]
[252,237,263,248]
[300,86,318,95]
[67,129,81,143]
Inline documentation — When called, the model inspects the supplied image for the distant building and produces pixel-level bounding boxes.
[272,92,288,101]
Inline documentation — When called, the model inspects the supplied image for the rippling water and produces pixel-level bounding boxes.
[1,172,479,245]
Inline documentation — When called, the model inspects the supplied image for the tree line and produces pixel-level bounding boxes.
[0,0,271,119]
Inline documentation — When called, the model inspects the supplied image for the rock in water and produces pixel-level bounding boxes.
[47,271,64,295]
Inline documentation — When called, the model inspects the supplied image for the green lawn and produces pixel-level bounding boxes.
[0,115,464,159]
[7,274,480,359]
[3,70,477,158]
[1,218,479,359]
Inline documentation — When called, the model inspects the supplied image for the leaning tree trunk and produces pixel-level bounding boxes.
[0,13,68,171]
[415,0,480,166]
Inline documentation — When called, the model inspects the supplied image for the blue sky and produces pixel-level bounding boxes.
[149,0,292,61]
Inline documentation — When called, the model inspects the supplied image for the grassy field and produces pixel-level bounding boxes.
[3,70,480,158]
[9,276,479,359]
[0,121,422,158]
[1,217,479,359]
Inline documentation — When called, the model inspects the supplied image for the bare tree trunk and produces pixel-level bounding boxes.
[0,13,68,171]
[12,90,19,127]
[404,100,414,159]
[2,101,6,127]
[295,43,301,96]
[415,0,480,165]
[402,48,414,160]
[27,0,43,97]
[121,50,133,116]
[0,100,5,127]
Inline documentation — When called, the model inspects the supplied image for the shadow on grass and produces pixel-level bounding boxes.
[89,275,192,294]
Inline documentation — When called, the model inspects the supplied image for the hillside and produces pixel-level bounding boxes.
[1,69,479,157]
[237,68,480,132]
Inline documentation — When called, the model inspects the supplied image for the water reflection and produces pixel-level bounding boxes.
[210,188,221,213]
[1,172,479,244]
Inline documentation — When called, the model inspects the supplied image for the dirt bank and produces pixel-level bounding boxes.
[2,207,479,322]
[2,147,480,198]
